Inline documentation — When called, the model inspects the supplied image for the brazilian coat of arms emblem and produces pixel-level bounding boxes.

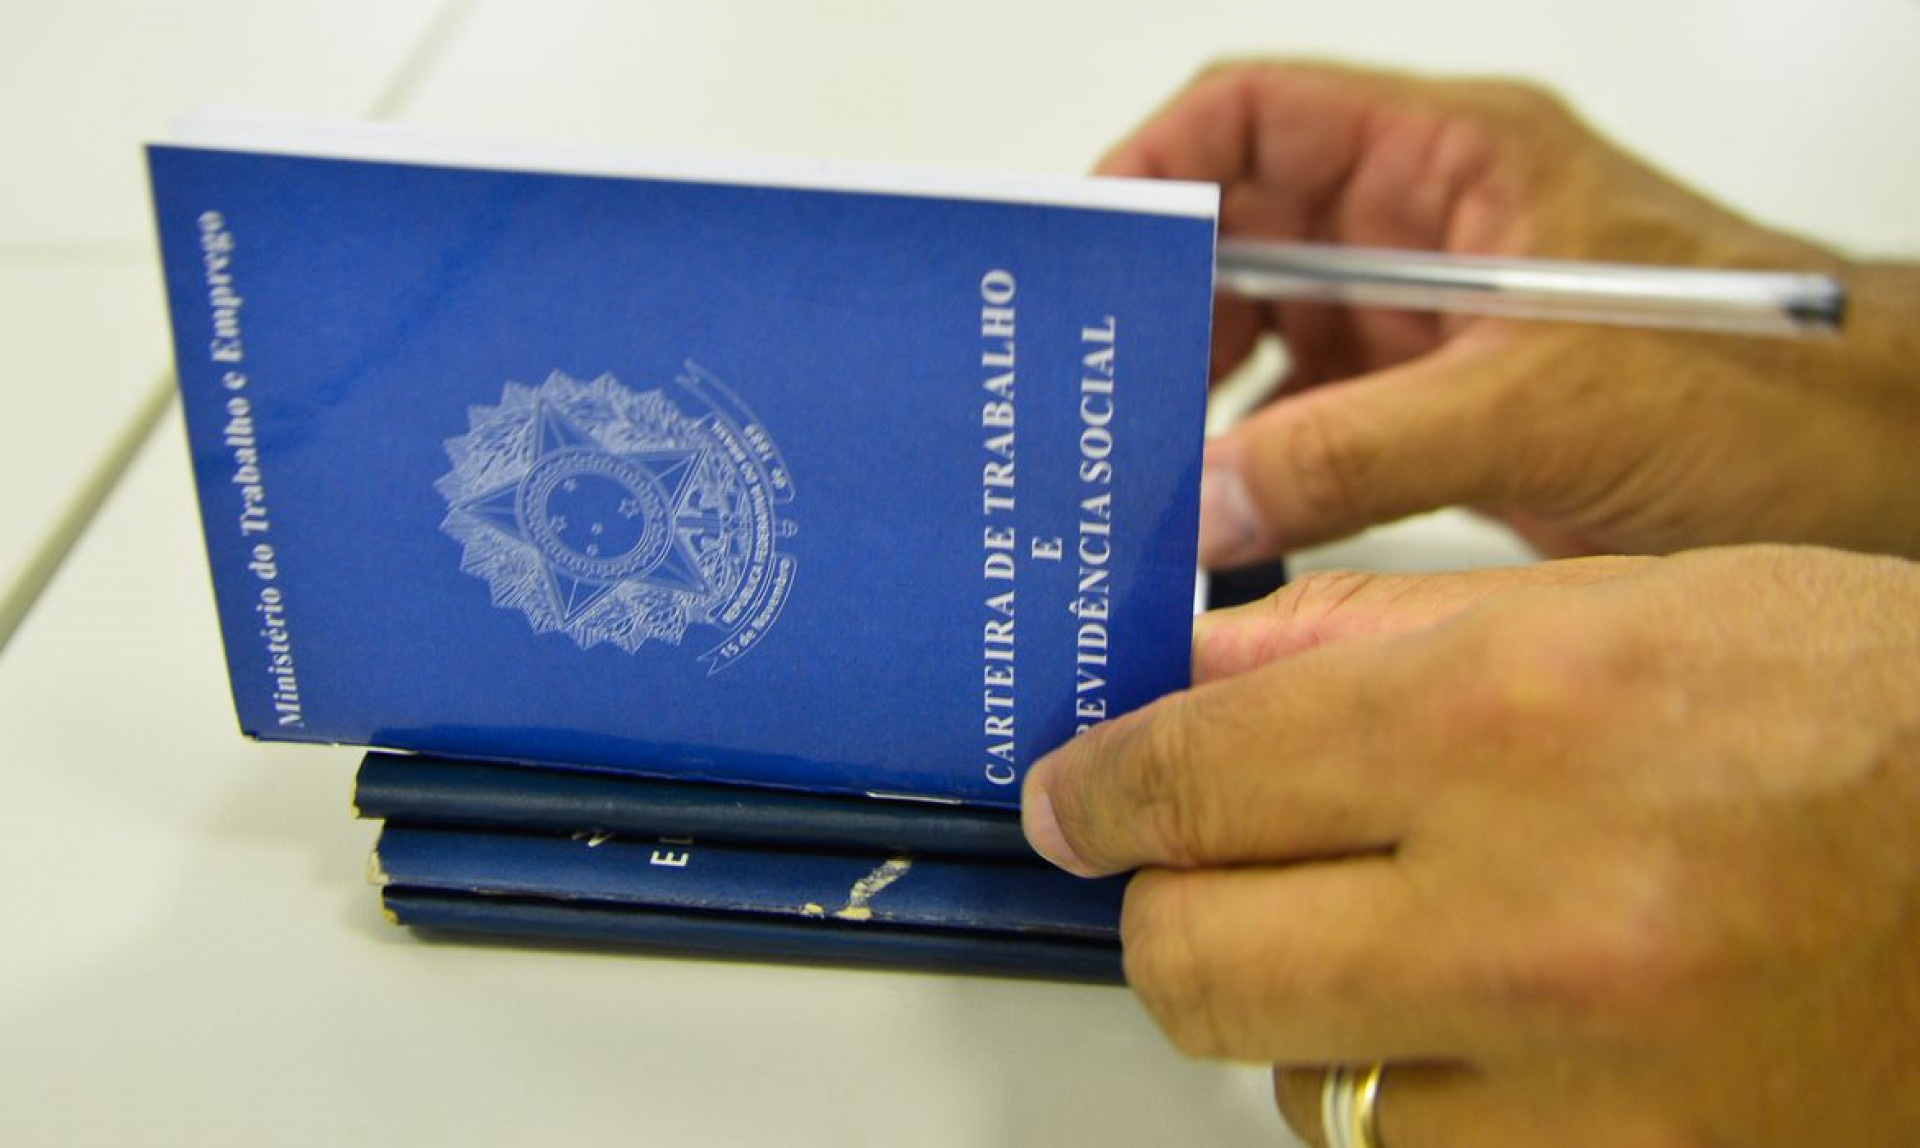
[435,363,796,672]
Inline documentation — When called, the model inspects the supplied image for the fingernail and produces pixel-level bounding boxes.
[1189,610,1219,675]
[1021,781,1091,876]
[1198,465,1265,568]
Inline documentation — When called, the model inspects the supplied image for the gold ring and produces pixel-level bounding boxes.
[1320,1063,1386,1148]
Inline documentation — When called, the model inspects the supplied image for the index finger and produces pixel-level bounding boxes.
[1022,629,1435,878]
[1096,61,1536,382]
[1098,61,1510,242]
[1097,61,1388,193]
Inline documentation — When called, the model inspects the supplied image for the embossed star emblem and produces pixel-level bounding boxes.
[452,401,712,623]
[437,367,796,664]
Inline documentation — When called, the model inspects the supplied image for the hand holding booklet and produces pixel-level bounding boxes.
[147,113,1219,978]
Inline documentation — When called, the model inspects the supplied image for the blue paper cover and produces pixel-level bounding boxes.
[147,120,1216,805]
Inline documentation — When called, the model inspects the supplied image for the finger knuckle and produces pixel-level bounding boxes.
[1455,77,1573,128]
[1423,636,1554,750]
[1195,56,1263,84]
[1427,599,1634,756]
[1269,401,1368,533]
[1431,113,1502,174]
[1268,568,1380,630]
[1592,852,1723,1012]
[1122,874,1238,1057]
[1495,80,1571,122]
[1126,701,1215,867]
[1492,855,1718,1042]
[1189,58,1279,110]
[1242,568,1382,662]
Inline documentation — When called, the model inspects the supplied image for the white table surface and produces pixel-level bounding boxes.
[0,0,450,644]
[3,3,1917,1145]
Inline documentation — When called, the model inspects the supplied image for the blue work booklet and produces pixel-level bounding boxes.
[148,114,1216,808]
[373,825,1125,940]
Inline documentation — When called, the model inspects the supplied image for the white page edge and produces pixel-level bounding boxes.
[160,108,1220,220]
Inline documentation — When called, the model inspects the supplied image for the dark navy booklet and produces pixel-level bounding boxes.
[354,750,1037,860]
[382,889,1124,984]
[356,751,1125,979]
[148,114,1216,807]
[372,824,1126,940]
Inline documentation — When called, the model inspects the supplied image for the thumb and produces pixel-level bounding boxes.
[1199,334,1532,564]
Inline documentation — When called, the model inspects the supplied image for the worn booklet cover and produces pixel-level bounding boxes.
[372,824,1126,940]
[359,752,1125,981]
[354,750,1037,860]
[148,114,1216,806]
[382,889,1125,984]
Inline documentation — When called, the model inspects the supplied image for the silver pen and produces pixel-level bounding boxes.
[1214,238,1845,338]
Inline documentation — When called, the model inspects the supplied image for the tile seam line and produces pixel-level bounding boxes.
[0,374,175,655]
[368,0,479,120]
[0,0,479,653]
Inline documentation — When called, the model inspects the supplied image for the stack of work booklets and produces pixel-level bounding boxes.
[356,751,1129,981]
[147,112,1222,980]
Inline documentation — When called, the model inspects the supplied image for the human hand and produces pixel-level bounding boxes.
[1099,62,1920,561]
[1021,547,1920,1147]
